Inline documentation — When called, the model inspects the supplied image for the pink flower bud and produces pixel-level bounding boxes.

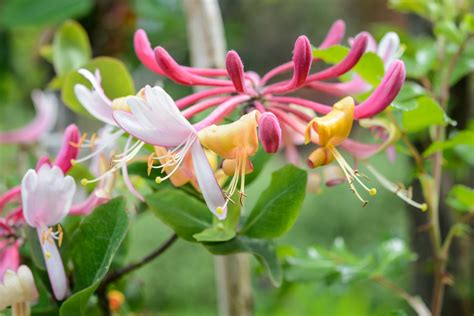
[54,124,80,173]
[258,112,282,153]
[226,50,247,93]
[319,20,345,48]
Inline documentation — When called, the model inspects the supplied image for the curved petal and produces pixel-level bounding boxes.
[74,85,116,126]
[0,241,20,281]
[114,86,195,147]
[0,90,57,144]
[191,141,227,219]
[37,227,68,300]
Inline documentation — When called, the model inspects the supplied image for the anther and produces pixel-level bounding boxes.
[81,179,89,186]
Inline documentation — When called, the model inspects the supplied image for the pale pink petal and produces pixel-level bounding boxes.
[0,90,57,144]
[37,227,68,300]
[191,142,226,219]
[74,85,116,126]
[21,166,76,227]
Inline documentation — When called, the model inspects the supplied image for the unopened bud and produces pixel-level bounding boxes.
[258,112,282,153]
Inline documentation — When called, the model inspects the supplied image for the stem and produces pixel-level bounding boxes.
[371,275,431,316]
[428,35,471,316]
[103,234,177,286]
[95,234,178,315]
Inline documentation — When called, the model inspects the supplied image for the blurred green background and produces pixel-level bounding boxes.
[0,0,432,315]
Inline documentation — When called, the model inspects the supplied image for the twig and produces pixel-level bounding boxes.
[103,234,177,286]
[95,234,178,315]
[371,275,432,316]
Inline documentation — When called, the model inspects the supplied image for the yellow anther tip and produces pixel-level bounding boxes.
[420,203,428,212]
[80,178,89,186]
[45,251,51,259]
[369,188,377,196]
[216,207,224,215]
[155,177,162,184]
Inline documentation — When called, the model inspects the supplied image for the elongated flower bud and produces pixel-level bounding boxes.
[354,60,405,119]
[226,50,247,93]
[258,112,282,153]
[54,124,80,173]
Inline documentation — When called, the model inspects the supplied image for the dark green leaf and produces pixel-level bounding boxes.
[52,20,91,76]
[146,189,212,242]
[205,236,282,286]
[241,165,307,239]
[61,198,128,316]
[70,197,129,290]
[62,57,135,116]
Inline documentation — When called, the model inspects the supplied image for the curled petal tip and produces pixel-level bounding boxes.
[226,50,246,93]
[258,112,282,153]
[354,60,405,119]
[134,29,164,75]
[320,20,346,48]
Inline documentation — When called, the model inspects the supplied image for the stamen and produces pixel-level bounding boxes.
[153,135,197,184]
[69,133,88,148]
[328,146,377,206]
[72,130,124,164]
[147,152,155,176]
[366,164,428,211]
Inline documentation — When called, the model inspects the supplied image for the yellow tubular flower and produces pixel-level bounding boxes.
[305,97,377,206]
[198,110,261,204]
[304,96,354,146]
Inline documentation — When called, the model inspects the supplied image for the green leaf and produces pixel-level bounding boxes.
[388,0,428,16]
[460,14,474,34]
[52,20,91,77]
[434,21,463,44]
[24,226,46,271]
[0,0,93,28]
[62,57,135,116]
[61,198,128,316]
[146,189,212,242]
[423,131,474,157]
[245,146,271,186]
[241,165,307,239]
[193,193,240,242]
[449,44,474,85]
[391,82,426,111]
[313,46,385,85]
[402,96,445,132]
[70,197,129,290]
[447,185,474,213]
[205,236,282,286]
[403,42,437,78]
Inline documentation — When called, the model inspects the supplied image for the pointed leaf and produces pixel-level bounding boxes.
[146,189,212,242]
[241,165,307,239]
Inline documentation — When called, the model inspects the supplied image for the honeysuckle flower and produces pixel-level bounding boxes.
[304,97,377,205]
[111,86,227,219]
[132,21,404,164]
[21,165,76,300]
[198,110,261,204]
[0,265,38,315]
[74,69,144,201]
[0,90,57,145]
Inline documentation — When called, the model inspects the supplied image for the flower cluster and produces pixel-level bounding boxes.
[0,19,427,309]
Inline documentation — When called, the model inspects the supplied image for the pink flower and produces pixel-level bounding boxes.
[113,86,227,219]
[21,165,76,300]
[0,241,20,281]
[0,90,57,145]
